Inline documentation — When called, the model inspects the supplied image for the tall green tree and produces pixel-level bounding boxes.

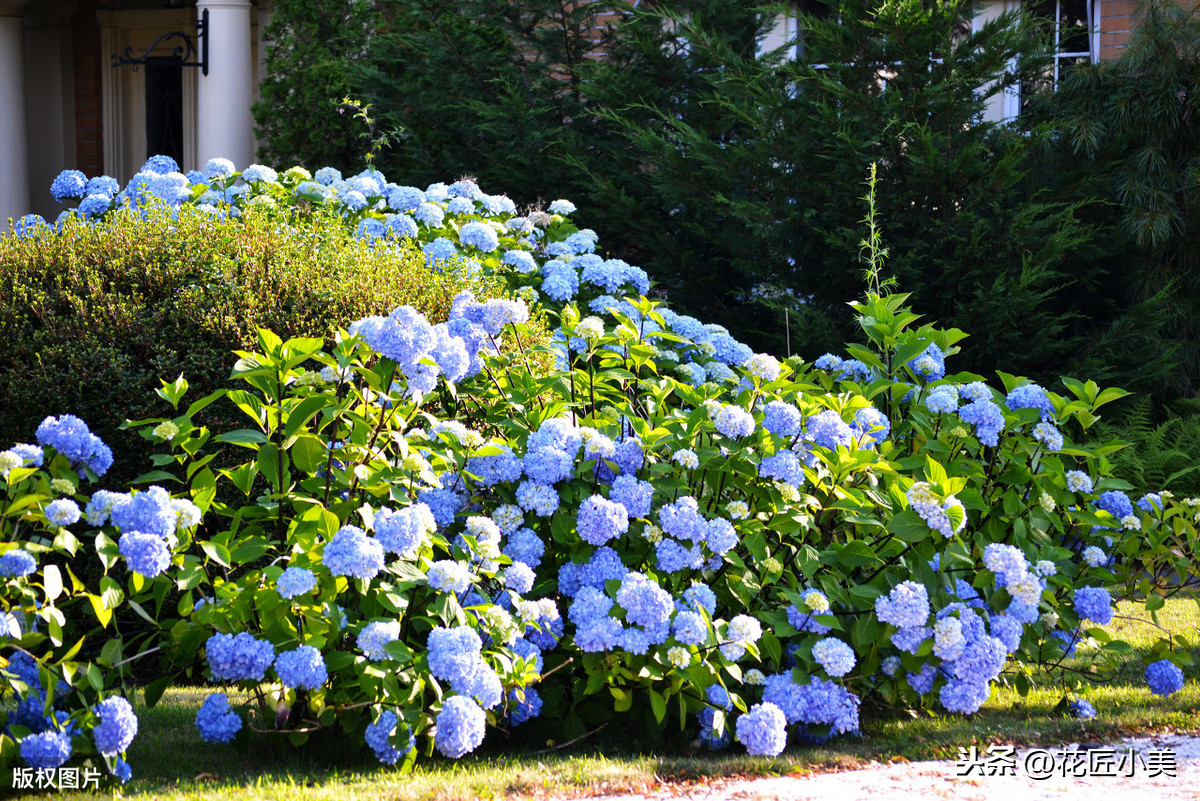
[254,0,378,170]
[570,0,1107,379]
[356,0,618,203]
[1055,0,1200,396]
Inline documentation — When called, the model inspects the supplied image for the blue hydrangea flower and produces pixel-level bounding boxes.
[374,504,435,557]
[681,584,717,615]
[45,498,81,527]
[13,214,48,238]
[79,195,112,220]
[322,525,384,580]
[386,184,423,210]
[277,567,317,599]
[51,169,88,201]
[1145,659,1184,696]
[1033,422,1064,451]
[1138,493,1163,513]
[428,626,483,687]
[35,414,112,476]
[522,446,574,485]
[907,343,946,380]
[925,385,959,414]
[460,221,500,252]
[434,695,486,758]
[1073,586,1114,625]
[19,730,72,768]
[673,610,707,645]
[577,495,629,545]
[812,638,856,677]
[85,175,120,198]
[92,696,138,756]
[274,645,327,690]
[958,399,1005,447]
[1068,698,1096,719]
[502,527,545,569]
[502,250,538,274]
[735,702,788,756]
[1066,470,1093,493]
[1095,490,1133,520]
[762,401,802,437]
[204,158,236,179]
[758,450,805,487]
[507,686,543,726]
[1005,382,1055,421]
[504,561,535,595]
[141,154,180,174]
[413,201,445,227]
[610,474,653,519]
[241,164,278,183]
[515,481,559,517]
[206,632,275,682]
[0,549,37,578]
[112,756,132,783]
[358,620,401,661]
[713,405,755,439]
[655,539,704,573]
[939,678,991,714]
[118,533,170,577]
[908,663,939,694]
[195,693,242,743]
[807,409,854,450]
[541,260,579,301]
[852,406,891,444]
[384,214,418,240]
[365,709,414,764]
[875,581,930,629]
[110,485,176,537]
[616,573,673,635]
[427,560,473,593]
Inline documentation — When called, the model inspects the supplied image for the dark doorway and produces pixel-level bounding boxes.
[145,58,184,167]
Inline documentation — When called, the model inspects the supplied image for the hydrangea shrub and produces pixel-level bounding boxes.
[1,157,1196,781]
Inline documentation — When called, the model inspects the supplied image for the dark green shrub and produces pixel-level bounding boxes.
[0,204,493,486]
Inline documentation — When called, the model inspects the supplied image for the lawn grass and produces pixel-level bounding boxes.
[13,595,1200,800]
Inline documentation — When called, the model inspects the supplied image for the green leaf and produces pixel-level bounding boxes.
[215,429,270,446]
[88,594,112,628]
[199,540,232,568]
[100,576,124,610]
[257,443,284,492]
[290,433,327,475]
[648,689,667,724]
[835,540,881,568]
[156,374,189,409]
[283,395,330,439]
[886,510,930,543]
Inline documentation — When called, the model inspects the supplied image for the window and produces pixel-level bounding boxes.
[1021,0,1094,111]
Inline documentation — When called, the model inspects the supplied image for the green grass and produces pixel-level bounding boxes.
[16,595,1200,800]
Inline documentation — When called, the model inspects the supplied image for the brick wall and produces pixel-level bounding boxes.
[1099,0,1139,59]
[72,0,103,175]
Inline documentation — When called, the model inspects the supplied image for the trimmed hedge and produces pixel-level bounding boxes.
[0,204,494,486]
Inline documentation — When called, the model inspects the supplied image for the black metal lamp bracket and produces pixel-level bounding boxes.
[111,8,209,75]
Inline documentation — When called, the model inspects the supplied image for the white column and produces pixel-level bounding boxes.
[196,0,254,171]
[0,0,30,225]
